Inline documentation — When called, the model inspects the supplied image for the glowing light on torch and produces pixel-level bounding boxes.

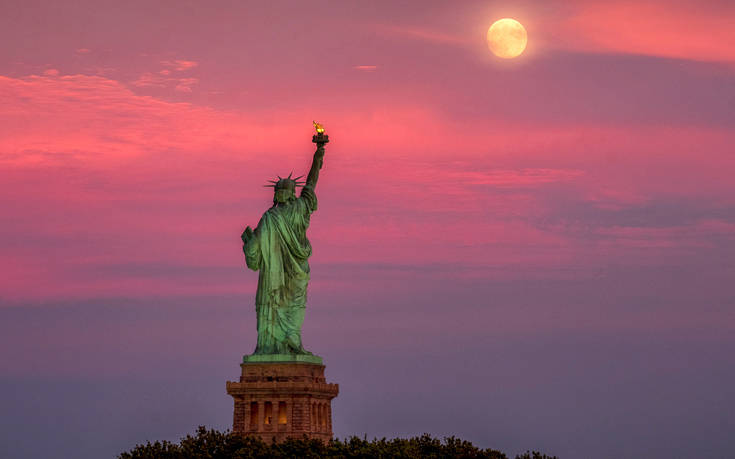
[312,121,328,144]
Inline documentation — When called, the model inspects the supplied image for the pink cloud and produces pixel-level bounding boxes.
[353,65,378,71]
[582,189,651,211]
[75,48,91,54]
[130,58,200,91]
[375,24,471,46]
[553,0,735,62]
[43,68,60,76]
[0,73,237,165]
[594,218,735,250]
[131,72,199,92]
[174,77,199,93]
[90,66,116,76]
[446,169,584,187]
[160,59,199,71]
[1,71,733,300]
[130,72,167,88]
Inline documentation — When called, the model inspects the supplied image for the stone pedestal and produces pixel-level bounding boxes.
[226,360,339,443]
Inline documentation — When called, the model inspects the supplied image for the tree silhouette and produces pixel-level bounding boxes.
[119,426,558,459]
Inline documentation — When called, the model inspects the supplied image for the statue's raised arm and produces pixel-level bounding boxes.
[304,143,325,190]
[304,121,328,191]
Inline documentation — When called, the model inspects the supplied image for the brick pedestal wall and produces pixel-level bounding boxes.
[226,362,339,443]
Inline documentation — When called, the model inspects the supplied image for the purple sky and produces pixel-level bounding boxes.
[1,1,734,458]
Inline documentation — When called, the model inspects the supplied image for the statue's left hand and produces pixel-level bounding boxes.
[241,226,254,243]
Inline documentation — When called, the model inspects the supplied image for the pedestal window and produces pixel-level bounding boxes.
[278,401,287,425]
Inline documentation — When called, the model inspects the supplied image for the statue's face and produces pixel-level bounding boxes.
[274,189,293,204]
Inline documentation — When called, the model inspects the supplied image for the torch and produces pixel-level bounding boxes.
[312,121,329,145]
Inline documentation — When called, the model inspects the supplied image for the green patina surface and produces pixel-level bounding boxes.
[242,353,324,364]
[240,132,328,361]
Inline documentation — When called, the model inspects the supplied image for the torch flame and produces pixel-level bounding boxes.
[313,121,325,134]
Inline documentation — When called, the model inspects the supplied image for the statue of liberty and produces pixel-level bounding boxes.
[240,123,328,362]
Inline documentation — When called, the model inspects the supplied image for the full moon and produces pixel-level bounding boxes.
[487,18,527,59]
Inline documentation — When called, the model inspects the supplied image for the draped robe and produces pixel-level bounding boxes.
[243,186,317,355]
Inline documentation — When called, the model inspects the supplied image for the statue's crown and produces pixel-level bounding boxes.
[264,172,305,191]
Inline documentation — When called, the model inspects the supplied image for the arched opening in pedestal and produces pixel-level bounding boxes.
[249,402,258,430]
[264,401,273,425]
[278,401,287,425]
[315,402,321,430]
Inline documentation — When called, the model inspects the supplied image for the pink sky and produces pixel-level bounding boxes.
[1,1,734,458]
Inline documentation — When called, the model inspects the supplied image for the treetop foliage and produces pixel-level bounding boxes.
[118,426,557,459]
